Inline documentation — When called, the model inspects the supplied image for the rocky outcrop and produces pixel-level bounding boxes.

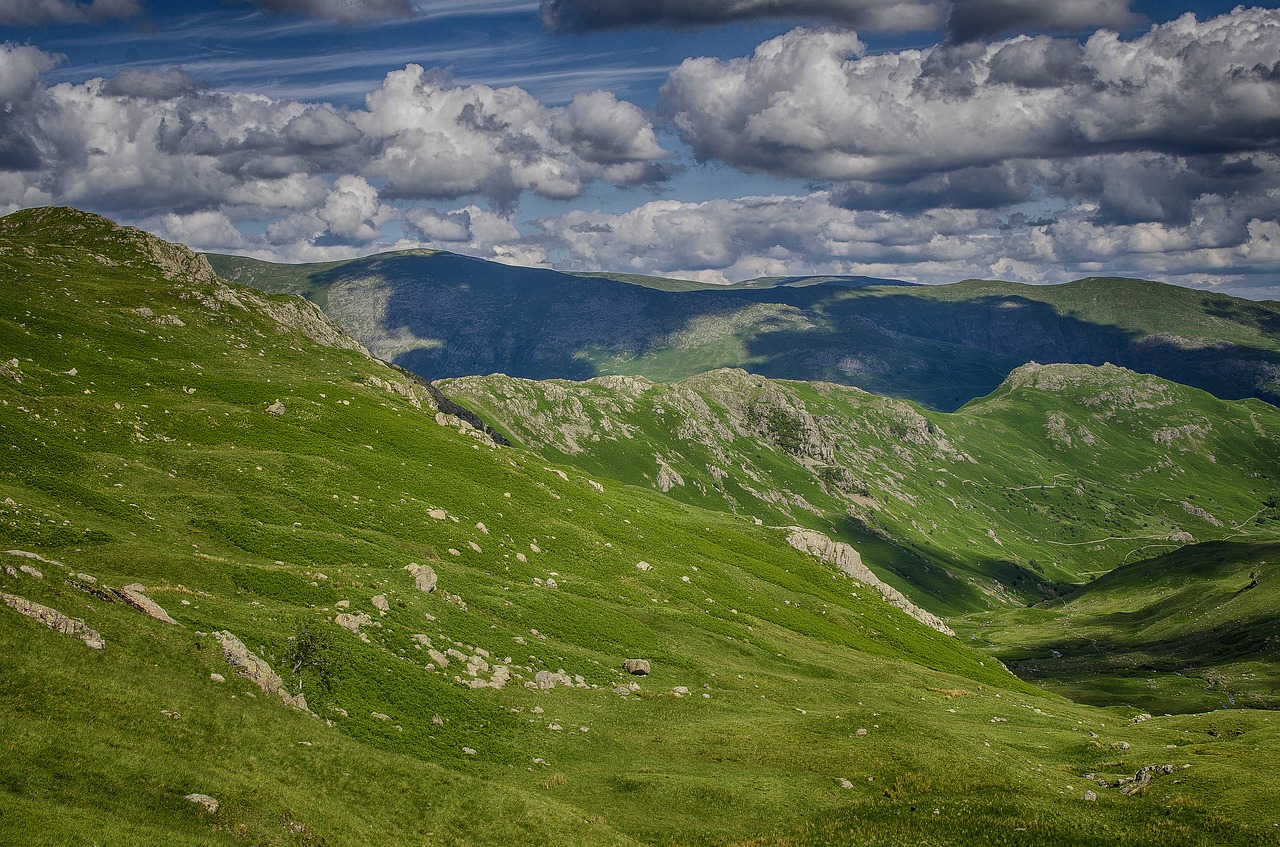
[214,630,308,711]
[785,528,954,636]
[112,587,179,625]
[0,592,105,649]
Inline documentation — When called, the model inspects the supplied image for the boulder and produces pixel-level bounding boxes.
[635,561,652,572]
[534,670,557,690]
[623,659,650,676]
[371,594,390,613]
[266,400,286,415]
[404,563,437,593]
[334,612,373,642]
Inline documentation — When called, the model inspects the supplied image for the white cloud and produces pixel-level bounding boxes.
[663,10,1280,181]
[537,191,1280,293]
[358,65,671,205]
[0,0,140,26]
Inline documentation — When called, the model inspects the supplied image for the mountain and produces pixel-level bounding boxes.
[209,249,1280,411]
[3,207,1279,846]
[439,365,1280,614]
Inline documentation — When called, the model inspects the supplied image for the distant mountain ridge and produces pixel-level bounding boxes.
[209,249,1280,410]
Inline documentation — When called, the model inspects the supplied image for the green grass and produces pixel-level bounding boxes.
[0,207,1278,846]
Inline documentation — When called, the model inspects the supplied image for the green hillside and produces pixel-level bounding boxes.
[964,540,1280,714]
[440,366,1280,614]
[209,250,1280,410]
[2,207,1279,846]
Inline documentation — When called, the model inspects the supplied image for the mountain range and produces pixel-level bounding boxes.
[209,249,1280,411]
[2,207,1278,846]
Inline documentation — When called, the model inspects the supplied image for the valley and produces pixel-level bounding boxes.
[1,207,1278,846]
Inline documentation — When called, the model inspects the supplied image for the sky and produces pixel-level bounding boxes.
[1,1,1279,297]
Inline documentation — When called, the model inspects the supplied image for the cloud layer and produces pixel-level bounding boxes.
[249,0,415,25]
[0,48,670,258]
[540,0,943,33]
[0,0,140,26]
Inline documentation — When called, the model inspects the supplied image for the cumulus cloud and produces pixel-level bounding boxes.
[540,0,943,33]
[358,65,671,206]
[664,11,1280,181]
[102,68,207,100]
[947,0,1143,43]
[0,0,140,26]
[537,190,1280,295]
[248,0,415,25]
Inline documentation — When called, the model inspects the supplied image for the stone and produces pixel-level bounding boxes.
[371,594,390,613]
[18,564,43,580]
[612,685,632,697]
[461,747,477,756]
[838,778,854,789]
[185,793,219,814]
[113,587,179,625]
[370,712,390,721]
[635,561,652,572]
[476,522,489,534]
[1083,790,1097,802]
[209,673,226,683]
[404,563,437,593]
[0,592,104,649]
[335,612,373,642]
[214,630,307,711]
[428,508,448,521]
[335,599,350,609]
[266,400,286,415]
[544,578,558,589]
[534,670,557,690]
[623,658,650,676]
[672,686,690,697]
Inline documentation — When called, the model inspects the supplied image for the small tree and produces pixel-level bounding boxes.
[284,618,341,696]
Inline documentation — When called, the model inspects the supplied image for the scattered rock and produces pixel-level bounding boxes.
[371,594,390,613]
[534,670,557,690]
[404,563,438,593]
[432,714,444,725]
[635,561,652,572]
[185,794,219,814]
[266,400,286,415]
[671,686,690,697]
[855,728,868,736]
[0,592,105,649]
[370,712,390,721]
[428,509,448,521]
[623,659,650,676]
[335,599,350,609]
[334,612,373,642]
[210,673,226,683]
[18,564,43,580]
[544,578,558,589]
[462,747,477,756]
[467,541,483,554]
[548,723,563,731]
[1083,791,1097,802]
[587,480,604,494]
[214,630,307,711]
[612,685,632,697]
[838,778,854,789]
[475,522,489,534]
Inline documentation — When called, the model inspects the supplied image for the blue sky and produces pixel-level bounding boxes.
[1,0,1278,296]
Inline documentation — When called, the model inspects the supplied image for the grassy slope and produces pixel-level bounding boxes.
[439,367,1280,615]
[2,208,1279,846]
[961,540,1280,714]
[209,252,1280,411]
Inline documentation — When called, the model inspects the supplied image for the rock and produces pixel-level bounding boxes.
[635,561,652,572]
[654,455,685,492]
[404,563,438,593]
[548,723,563,731]
[838,778,854,789]
[516,553,528,564]
[214,630,307,711]
[1083,790,1097,802]
[210,673,226,683]
[185,793,219,814]
[335,612,373,642]
[671,686,690,697]
[612,685,632,697]
[371,594,390,613]
[785,528,955,637]
[534,670,557,691]
[623,659,650,676]
[587,480,605,493]
[475,522,489,534]
[112,587,179,625]
[428,648,450,667]
[428,509,448,521]
[18,564,43,580]
[370,712,390,721]
[530,543,541,554]
[335,599,350,609]
[266,400,286,415]
[855,728,868,736]
[0,592,104,649]
[544,578,558,589]
[461,747,477,756]
[432,714,444,725]
[448,549,461,557]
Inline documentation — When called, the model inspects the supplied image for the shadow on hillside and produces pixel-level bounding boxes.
[744,291,1280,410]
[312,256,1280,410]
